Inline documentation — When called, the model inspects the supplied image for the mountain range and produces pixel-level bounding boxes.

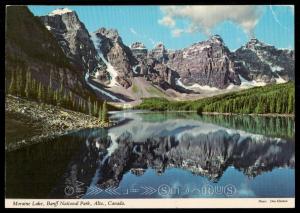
[7,7,295,103]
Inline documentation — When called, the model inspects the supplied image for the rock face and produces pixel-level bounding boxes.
[167,35,241,89]
[94,28,138,88]
[148,43,169,63]
[234,38,294,82]
[130,42,148,76]
[35,8,295,99]
[39,8,106,75]
[145,60,179,89]
[6,6,97,100]
[130,42,178,89]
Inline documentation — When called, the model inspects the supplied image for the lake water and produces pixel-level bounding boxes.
[5,111,295,198]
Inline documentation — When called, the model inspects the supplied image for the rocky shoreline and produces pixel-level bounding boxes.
[5,95,110,152]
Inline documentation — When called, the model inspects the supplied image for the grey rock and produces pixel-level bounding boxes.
[234,38,294,82]
[167,35,241,89]
[39,9,106,75]
[94,28,138,88]
[148,43,169,64]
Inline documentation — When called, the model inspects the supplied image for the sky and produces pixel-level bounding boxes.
[28,5,294,51]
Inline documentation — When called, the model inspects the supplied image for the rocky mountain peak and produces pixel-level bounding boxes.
[234,37,294,82]
[130,42,146,49]
[148,43,168,63]
[167,35,240,89]
[209,34,224,44]
[245,37,271,50]
[130,42,148,63]
[93,27,138,88]
[48,8,74,16]
[95,28,121,43]
[154,42,166,50]
[40,9,105,74]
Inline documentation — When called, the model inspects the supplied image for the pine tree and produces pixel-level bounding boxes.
[63,91,68,107]
[288,90,294,114]
[98,106,102,122]
[94,101,98,116]
[102,100,108,123]
[255,102,263,114]
[269,97,276,113]
[49,70,53,89]
[68,91,74,109]
[276,98,281,114]
[88,96,92,115]
[15,68,20,96]
[38,82,42,102]
[9,70,17,95]
[54,90,58,105]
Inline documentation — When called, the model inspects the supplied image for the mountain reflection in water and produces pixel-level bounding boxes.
[6,112,295,198]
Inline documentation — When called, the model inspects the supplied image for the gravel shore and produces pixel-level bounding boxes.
[5,95,109,151]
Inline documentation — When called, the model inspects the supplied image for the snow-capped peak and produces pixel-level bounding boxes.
[49,8,73,16]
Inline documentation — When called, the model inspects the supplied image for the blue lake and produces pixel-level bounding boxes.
[6,111,295,198]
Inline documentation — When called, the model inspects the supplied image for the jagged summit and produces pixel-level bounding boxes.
[148,42,168,63]
[245,37,272,49]
[48,8,74,16]
[209,34,224,44]
[38,6,294,96]
[95,28,121,43]
[155,42,165,48]
[130,42,146,49]
[40,9,104,74]
[235,37,294,83]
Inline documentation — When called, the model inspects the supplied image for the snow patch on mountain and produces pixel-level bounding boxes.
[91,33,119,87]
[84,72,125,102]
[45,25,51,30]
[239,75,266,88]
[132,65,139,74]
[275,75,287,84]
[176,78,220,91]
[182,44,211,59]
[98,54,119,87]
[270,64,284,72]
[49,8,73,16]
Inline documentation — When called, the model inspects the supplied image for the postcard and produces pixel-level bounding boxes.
[5,4,295,208]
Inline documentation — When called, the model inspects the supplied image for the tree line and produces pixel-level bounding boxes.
[7,67,109,123]
[197,83,294,115]
[136,82,295,115]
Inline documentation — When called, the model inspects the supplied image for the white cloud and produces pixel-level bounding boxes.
[130,27,138,35]
[171,28,184,37]
[158,16,176,27]
[159,5,264,37]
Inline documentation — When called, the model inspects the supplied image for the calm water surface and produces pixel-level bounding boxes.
[6,111,295,198]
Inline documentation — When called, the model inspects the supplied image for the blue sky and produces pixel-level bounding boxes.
[28,5,294,51]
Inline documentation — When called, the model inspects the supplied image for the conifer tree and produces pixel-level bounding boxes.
[102,100,108,123]
[88,96,92,115]
[276,98,281,114]
[98,106,102,122]
[9,70,17,95]
[15,68,20,96]
[38,82,42,102]
[94,101,98,116]
[288,91,294,114]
